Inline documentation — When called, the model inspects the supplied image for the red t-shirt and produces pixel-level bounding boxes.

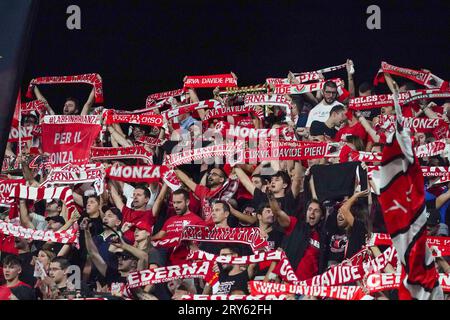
[121,206,154,243]
[194,184,224,222]
[335,122,367,143]
[295,229,321,281]
[161,212,206,265]
[0,281,31,300]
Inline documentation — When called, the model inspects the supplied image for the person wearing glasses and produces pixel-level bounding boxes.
[306,81,345,129]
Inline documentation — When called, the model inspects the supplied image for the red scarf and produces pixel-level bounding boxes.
[377,94,443,299]
[147,88,185,101]
[271,78,343,95]
[162,99,223,120]
[0,220,78,245]
[41,115,101,167]
[165,143,239,168]
[135,136,166,147]
[26,73,104,103]
[127,261,217,289]
[184,73,237,89]
[180,294,288,300]
[365,273,450,293]
[105,165,169,183]
[103,110,164,127]
[203,105,264,121]
[90,146,153,163]
[244,94,294,113]
[374,61,448,90]
[215,121,295,141]
[180,225,270,252]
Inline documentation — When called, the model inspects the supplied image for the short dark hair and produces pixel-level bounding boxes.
[271,171,291,187]
[220,244,242,256]
[330,104,345,116]
[135,184,151,199]
[401,81,417,91]
[323,81,338,91]
[252,174,268,185]
[306,199,326,217]
[358,82,374,95]
[173,189,190,201]
[106,207,123,222]
[86,195,100,205]
[51,257,70,270]
[3,255,22,268]
[65,97,80,109]
[213,200,230,214]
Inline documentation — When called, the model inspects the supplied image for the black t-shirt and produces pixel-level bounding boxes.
[310,120,337,138]
[216,270,249,295]
[18,252,36,288]
[56,281,93,298]
[253,188,297,216]
[345,219,367,259]
[104,266,126,286]
[327,231,348,264]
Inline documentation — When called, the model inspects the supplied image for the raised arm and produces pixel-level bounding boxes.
[174,169,197,192]
[109,182,125,211]
[227,201,257,225]
[108,125,133,147]
[290,161,303,198]
[354,111,381,143]
[34,85,55,115]
[267,189,291,228]
[152,183,168,218]
[234,167,256,195]
[338,190,370,228]
[346,59,356,98]
[81,218,107,276]
[19,199,35,229]
[80,87,96,115]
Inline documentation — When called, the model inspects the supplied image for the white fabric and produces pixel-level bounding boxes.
[305,100,342,127]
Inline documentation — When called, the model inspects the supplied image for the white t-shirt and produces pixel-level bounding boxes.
[306,100,343,127]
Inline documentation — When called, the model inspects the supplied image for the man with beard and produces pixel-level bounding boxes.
[319,190,370,272]
[151,189,205,264]
[306,81,345,128]
[203,245,255,295]
[175,167,236,222]
[110,183,155,243]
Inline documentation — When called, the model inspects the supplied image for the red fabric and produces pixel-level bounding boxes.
[194,184,224,222]
[184,74,237,89]
[162,212,206,265]
[0,235,18,255]
[295,230,320,281]
[0,281,32,300]
[121,206,154,243]
[41,117,101,167]
[335,122,368,143]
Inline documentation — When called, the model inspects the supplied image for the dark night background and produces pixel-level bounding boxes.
[21,0,450,111]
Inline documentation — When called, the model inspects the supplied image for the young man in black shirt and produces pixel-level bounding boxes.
[310,104,347,140]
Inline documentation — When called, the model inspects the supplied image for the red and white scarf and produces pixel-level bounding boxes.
[162,99,223,120]
[379,115,447,133]
[20,100,47,116]
[41,163,105,195]
[267,62,347,85]
[26,73,104,103]
[218,84,267,96]
[180,294,289,300]
[9,185,77,220]
[127,261,216,289]
[365,273,450,293]
[103,110,164,127]
[374,61,448,90]
[188,249,284,265]
[0,179,26,205]
[8,125,35,143]
[135,136,166,147]
[377,91,443,300]
[203,105,264,121]
[249,281,367,300]
[367,233,450,258]
[244,94,293,114]
[215,121,295,141]
[147,88,185,101]
[165,143,239,168]
[184,73,237,89]
[90,146,154,163]
[180,225,270,252]
[0,220,78,245]
[271,78,344,95]
[415,139,448,158]
[105,165,169,183]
